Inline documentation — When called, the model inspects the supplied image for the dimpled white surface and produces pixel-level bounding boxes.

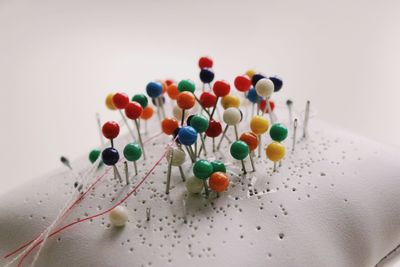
[1,103,400,267]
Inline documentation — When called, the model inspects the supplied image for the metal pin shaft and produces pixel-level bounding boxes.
[216,125,229,150]
[303,100,310,138]
[113,165,122,183]
[124,161,129,184]
[292,118,298,152]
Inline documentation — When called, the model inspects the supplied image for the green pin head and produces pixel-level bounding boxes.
[123,143,142,162]
[230,141,249,160]
[190,115,209,133]
[193,159,213,180]
[269,123,288,142]
[89,149,101,164]
[131,94,148,108]
[178,79,195,93]
[211,160,226,173]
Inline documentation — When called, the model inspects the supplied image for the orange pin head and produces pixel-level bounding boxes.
[140,106,154,120]
[166,83,179,100]
[177,91,195,110]
[162,117,179,135]
[239,131,259,151]
[209,172,229,192]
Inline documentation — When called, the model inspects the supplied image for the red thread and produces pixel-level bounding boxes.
[5,132,162,259]
[17,145,170,267]
[4,166,111,259]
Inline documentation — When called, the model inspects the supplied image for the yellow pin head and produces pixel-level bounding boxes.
[250,115,269,135]
[221,95,240,109]
[266,142,285,162]
[245,69,256,79]
[105,93,116,110]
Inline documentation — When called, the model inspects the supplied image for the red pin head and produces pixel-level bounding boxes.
[200,92,217,108]
[165,79,175,86]
[112,92,130,109]
[177,91,195,110]
[125,101,143,120]
[162,117,179,135]
[259,99,275,113]
[198,56,213,69]
[102,121,120,140]
[205,120,222,137]
[234,75,251,92]
[213,80,231,97]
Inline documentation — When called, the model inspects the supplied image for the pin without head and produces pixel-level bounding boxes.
[286,99,293,125]
[303,100,310,138]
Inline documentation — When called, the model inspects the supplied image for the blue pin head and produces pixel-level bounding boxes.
[247,87,262,104]
[146,81,163,98]
[178,126,198,146]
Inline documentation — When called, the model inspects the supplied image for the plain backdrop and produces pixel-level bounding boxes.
[1,0,400,193]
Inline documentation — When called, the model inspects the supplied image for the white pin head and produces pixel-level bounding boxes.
[185,176,204,194]
[109,205,129,227]
[255,78,274,97]
[172,105,184,121]
[167,147,186,166]
[223,107,241,125]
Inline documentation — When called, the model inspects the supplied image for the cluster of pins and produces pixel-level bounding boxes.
[88,92,153,185]
[78,56,312,201]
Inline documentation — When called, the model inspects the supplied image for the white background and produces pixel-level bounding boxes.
[0,0,399,194]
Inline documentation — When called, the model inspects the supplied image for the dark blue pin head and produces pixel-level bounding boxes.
[186,114,195,126]
[251,73,266,87]
[173,126,182,144]
[199,68,215,84]
[102,147,120,166]
[269,76,283,92]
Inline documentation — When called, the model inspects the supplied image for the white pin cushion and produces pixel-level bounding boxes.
[1,100,400,267]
